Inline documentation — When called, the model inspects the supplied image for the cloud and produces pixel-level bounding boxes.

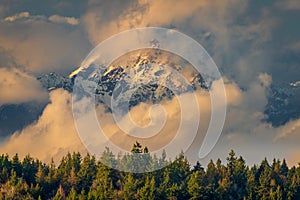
[276,0,300,11]
[80,0,277,89]
[0,47,19,69]
[0,12,91,74]
[0,70,221,163]
[289,41,300,51]
[258,73,272,87]
[4,12,79,26]
[0,1,88,18]
[199,73,300,167]
[82,0,247,45]
[287,151,300,166]
[70,72,299,166]
[221,74,270,135]
[0,68,48,105]
[0,0,299,167]
[49,15,79,25]
[4,12,30,22]
[0,72,299,166]
[275,119,300,141]
[0,89,87,163]
[94,90,210,157]
[82,0,140,45]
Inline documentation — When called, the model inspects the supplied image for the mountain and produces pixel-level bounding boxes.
[35,51,300,127]
[37,72,74,92]
[265,84,300,126]
[1,53,298,138]
[0,102,46,138]
[56,51,207,113]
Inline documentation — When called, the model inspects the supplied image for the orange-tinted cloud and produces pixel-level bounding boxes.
[0,89,86,163]
[82,0,247,45]
[0,67,48,105]
[0,12,91,74]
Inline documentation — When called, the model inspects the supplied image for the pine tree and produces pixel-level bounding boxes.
[53,187,64,200]
[12,154,22,177]
[223,150,247,199]
[45,158,59,197]
[193,161,204,172]
[280,159,288,176]
[131,141,143,153]
[78,189,86,200]
[139,176,155,200]
[67,166,79,191]
[276,185,283,200]
[258,160,271,200]
[22,154,38,185]
[188,170,204,200]
[247,168,257,200]
[35,163,45,186]
[206,160,217,185]
[78,154,97,193]
[89,163,115,199]
[66,187,77,200]
[123,173,137,200]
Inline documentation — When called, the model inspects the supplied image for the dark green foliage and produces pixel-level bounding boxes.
[0,145,299,199]
[139,176,156,200]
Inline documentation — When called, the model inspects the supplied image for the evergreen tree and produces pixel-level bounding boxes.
[53,185,65,200]
[89,163,115,199]
[22,155,38,185]
[258,160,272,200]
[138,176,155,200]
[67,187,77,200]
[188,170,207,200]
[12,153,22,177]
[0,148,299,199]
[123,173,137,200]
[78,154,97,193]
[35,163,46,188]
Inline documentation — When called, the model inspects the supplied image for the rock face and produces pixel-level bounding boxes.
[37,72,74,92]
[0,102,46,138]
[265,85,300,126]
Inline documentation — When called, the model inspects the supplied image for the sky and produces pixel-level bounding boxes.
[0,0,300,167]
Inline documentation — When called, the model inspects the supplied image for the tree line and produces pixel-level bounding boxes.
[0,142,299,199]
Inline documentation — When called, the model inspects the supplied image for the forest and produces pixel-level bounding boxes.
[0,142,299,200]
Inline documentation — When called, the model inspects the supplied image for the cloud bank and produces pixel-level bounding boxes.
[2,72,298,166]
[0,12,91,74]
[0,68,48,105]
[0,89,86,163]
